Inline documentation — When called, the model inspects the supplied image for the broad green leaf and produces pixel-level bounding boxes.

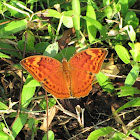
[11,113,28,138]
[43,42,58,57]
[115,45,130,64]
[103,0,110,6]
[0,52,10,58]
[48,98,56,108]
[23,76,41,88]
[21,75,36,108]
[43,9,61,19]
[129,42,140,62]
[54,47,76,62]
[39,98,56,110]
[117,86,140,97]
[119,0,128,17]
[88,127,115,140]
[110,131,126,139]
[3,2,29,18]
[39,99,47,110]
[0,122,5,130]
[116,97,140,113]
[35,42,50,53]
[62,16,73,28]
[42,130,55,140]
[72,0,80,40]
[0,102,8,110]
[27,118,37,131]
[104,0,120,19]
[0,19,27,38]
[124,11,139,29]
[86,0,97,43]
[63,10,73,17]
[82,16,107,39]
[128,0,136,7]
[0,131,13,140]
[125,65,139,86]
[130,129,140,140]
[0,42,22,59]
[23,30,35,52]
[104,6,113,19]
[96,72,115,93]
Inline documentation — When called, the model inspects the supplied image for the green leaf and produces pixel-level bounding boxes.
[130,129,140,140]
[115,45,130,64]
[0,19,27,38]
[96,72,115,93]
[125,65,139,86]
[43,9,61,18]
[117,86,140,97]
[35,42,50,53]
[104,6,113,19]
[27,118,36,130]
[48,98,56,108]
[0,122,5,130]
[0,131,13,140]
[11,113,28,138]
[88,127,115,140]
[128,0,136,7]
[4,1,28,18]
[116,97,140,113]
[0,52,10,59]
[0,102,8,110]
[129,42,140,62]
[72,0,80,40]
[86,0,97,43]
[21,75,37,108]
[40,98,56,110]
[124,11,139,29]
[54,47,76,62]
[82,16,107,39]
[43,42,59,57]
[110,131,126,139]
[23,77,41,88]
[119,0,128,17]
[39,99,47,110]
[0,42,22,59]
[63,10,73,17]
[22,30,35,52]
[42,130,55,140]
[62,15,73,28]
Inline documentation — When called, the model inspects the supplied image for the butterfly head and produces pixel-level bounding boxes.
[62,58,67,62]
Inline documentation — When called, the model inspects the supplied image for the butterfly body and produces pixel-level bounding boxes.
[20,48,108,99]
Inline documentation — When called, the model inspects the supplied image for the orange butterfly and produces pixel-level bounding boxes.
[20,48,108,99]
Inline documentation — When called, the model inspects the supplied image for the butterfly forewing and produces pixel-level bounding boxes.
[20,56,62,81]
[69,48,108,74]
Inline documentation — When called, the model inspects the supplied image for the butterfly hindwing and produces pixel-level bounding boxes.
[70,69,96,97]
